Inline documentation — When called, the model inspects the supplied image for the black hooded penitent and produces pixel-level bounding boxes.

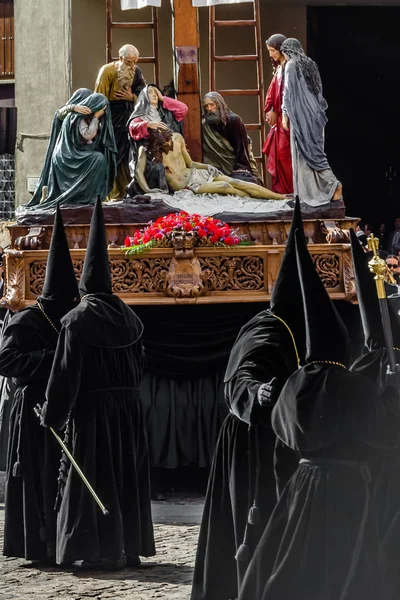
[349,238,400,600]
[38,204,79,326]
[271,228,352,453]
[64,196,142,348]
[224,197,306,384]
[42,198,154,567]
[191,200,306,600]
[349,227,400,406]
[295,228,350,366]
[269,197,306,366]
[79,196,112,296]
[238,219,397,600]
[0,202,78,562]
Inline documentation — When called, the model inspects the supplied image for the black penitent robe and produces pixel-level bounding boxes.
[42,294,155,565]
[239,364,400,600]
[0,310,16,471]
[0,306,60,560]
[191,311,298,600]
[351,348,400,600]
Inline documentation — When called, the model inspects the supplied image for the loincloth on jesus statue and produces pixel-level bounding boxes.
[185,166,218,192]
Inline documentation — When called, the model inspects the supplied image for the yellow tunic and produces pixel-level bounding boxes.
[94,62,145,199]
[94,62,123,102]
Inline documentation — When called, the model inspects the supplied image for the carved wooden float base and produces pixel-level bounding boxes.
[2,243,356,311]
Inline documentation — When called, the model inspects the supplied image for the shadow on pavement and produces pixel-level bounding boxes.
[74,561,194,584]
[24,561,195,585]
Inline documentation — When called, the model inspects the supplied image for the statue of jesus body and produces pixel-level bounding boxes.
[135,131,287,200]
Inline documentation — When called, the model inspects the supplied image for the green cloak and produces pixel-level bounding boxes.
[25,88,93,208]
[21,93,117,212]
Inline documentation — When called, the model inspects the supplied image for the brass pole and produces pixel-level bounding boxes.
[367,234,396,372]
[34,405,109,516]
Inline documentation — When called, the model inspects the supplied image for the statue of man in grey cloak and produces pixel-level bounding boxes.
[20,92,117,213]
[41,197,155,570]
[280,38,343,206]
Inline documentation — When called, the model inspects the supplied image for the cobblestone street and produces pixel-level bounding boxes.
[0,500,203,600]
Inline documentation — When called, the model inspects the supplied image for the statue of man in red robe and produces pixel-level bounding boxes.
[263,34,293,195]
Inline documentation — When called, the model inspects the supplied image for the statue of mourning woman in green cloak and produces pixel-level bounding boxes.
[18,91,117,213]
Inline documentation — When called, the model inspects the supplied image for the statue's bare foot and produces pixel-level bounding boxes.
[332,183,343,201]
[263,192,286,200]
[39,186,48,204]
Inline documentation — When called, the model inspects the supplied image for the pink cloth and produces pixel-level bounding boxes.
[129,97,188,141]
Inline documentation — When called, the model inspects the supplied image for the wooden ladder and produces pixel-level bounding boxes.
[209,0,266,182]
[0,1,14,80]
[105,0,160,87]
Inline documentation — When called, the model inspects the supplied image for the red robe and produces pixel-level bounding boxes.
[263,66,293,194]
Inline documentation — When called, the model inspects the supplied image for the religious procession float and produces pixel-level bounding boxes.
[0,0,366,473]
[2,197,357,311]
[1,0,359,311]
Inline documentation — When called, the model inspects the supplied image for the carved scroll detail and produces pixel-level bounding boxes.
[342,250,357,302]
[111,258,171,293]
[29,260,84,296]
[72,260,84,282]
[2,256,26,311]
[30,261,47,296]
[199,256,264,291]
[312,253,340,289]
[29,258,171,296]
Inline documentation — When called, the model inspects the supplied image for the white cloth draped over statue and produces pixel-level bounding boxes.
[121,0,252,9]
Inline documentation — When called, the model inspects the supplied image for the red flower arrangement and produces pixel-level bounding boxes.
[124,211,242,253]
